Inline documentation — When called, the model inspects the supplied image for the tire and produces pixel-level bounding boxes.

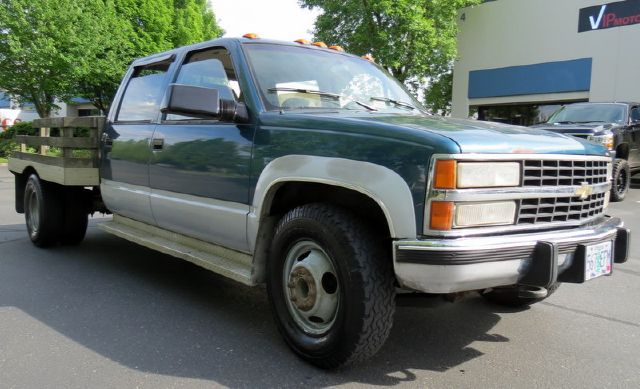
[482,283,561,307]
[23,174,63,247]
[267,203,395,369]
[610,159,630,202]
[60,187,88,245]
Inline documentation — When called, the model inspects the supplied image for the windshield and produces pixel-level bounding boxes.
[547,104,627,124]
[243,43,424,113]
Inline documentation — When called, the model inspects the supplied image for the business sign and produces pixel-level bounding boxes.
[0,109,23,132]
[579,0,640,32]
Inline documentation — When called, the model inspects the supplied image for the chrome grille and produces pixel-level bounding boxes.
[523,159,608,187]
[517,192,606,224]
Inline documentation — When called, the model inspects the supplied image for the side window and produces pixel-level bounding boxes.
[166,47,241,121]
[117,61,171,122]
[631,107,640,122]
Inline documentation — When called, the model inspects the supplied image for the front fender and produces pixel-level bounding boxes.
[248,155,417,250]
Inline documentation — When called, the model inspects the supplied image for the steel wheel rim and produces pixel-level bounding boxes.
[283,240,340,335]
[26,189,40,236]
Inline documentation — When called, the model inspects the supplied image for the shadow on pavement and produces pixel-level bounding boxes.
[0,225,508,387]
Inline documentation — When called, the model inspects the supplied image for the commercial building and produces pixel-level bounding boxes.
[452,0,640,125]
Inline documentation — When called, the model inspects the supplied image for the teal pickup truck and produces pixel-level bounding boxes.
[8,36,630,368]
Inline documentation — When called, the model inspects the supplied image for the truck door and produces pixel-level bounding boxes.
[149,46,254,252]
[100,57,175,225]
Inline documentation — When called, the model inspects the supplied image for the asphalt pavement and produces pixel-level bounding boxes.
[1,165,639,389]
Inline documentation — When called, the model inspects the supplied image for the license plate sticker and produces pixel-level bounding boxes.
[585,241,612,281]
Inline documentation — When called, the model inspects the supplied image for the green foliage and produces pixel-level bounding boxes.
[0,121,33,158]
[0,0,98,117]
[0,0,223,118]
[299,0,481,113]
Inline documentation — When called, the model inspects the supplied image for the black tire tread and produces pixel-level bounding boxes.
[610,159,630,202]
[24,174,63,247]
[270,203,395,369]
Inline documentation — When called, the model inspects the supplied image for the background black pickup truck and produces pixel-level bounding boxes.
[531,102,640,201]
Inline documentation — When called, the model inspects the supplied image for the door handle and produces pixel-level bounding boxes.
[152,137,164,150]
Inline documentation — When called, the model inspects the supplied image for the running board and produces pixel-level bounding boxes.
[98,215,255,286]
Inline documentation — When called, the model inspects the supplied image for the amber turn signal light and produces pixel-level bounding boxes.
[430,201,454,231]
[434,160,456,189]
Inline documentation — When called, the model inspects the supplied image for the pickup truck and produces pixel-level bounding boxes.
[531,102,640,202]
[8,36,631,369]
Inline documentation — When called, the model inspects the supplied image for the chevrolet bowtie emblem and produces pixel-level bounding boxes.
[575,182,593,200]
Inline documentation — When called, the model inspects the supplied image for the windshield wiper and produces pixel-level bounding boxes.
[370,96,416,110]
[267,87,377,111]
[573,120,607,123]
[268,87,341,99]
[553,121,576,124]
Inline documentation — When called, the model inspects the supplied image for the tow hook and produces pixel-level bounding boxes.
[517,285,548,299]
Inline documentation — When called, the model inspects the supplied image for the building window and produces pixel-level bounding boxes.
[78,109,101,117]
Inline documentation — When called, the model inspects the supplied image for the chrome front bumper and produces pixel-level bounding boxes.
[393,216,630,293]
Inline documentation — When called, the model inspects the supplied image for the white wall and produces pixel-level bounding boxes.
[452,0,640,118]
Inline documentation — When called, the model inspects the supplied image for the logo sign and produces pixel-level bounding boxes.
[579,0,640,32]
[575,182,594,200]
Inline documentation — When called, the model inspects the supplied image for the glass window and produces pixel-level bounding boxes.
[547,103,627,124]
[117,61,171,122]
[166,48,240,121]
[631,107,640,122]
[243,43,424,113]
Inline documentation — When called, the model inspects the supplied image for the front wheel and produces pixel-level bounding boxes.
[267,204,395,369]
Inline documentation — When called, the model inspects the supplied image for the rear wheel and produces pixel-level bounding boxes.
[611,159,630,202]
[60,187,89,245]
[24,174,63,247]
[267,203,395,369]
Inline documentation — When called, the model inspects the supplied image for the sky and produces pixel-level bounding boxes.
[210,0,320,41]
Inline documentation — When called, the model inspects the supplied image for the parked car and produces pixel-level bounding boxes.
[531,102,640,201]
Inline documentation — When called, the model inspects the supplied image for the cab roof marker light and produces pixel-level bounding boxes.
[243,33,259,39]
[362,54,375,62]
[295,39,310,44]
[329,45,345,52]
[312,42,328,48]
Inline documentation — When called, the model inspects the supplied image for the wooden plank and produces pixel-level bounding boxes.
[15,135,98,148]
[12,152,97,168]
[8,158,99,186]
[33,116,104,129]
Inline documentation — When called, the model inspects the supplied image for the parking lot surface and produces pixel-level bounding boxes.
[1,165,639,388]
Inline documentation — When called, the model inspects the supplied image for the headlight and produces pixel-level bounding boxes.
[434,160,521,189]
[430,201,517,230]
[587,133,614,150]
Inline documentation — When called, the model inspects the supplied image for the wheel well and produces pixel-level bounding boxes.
[251,182,393,284]
[616,143,629,160]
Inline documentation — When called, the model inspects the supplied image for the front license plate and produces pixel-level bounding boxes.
[585,241,612,281]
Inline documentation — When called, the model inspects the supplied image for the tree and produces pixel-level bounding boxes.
[299,0,481,114]
[0,0,223,118]
[0,0,98,117]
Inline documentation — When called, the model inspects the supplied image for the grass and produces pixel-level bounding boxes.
[0,157,8,164]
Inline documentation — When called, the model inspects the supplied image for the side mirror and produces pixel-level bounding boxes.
[162,84,220,119]
[162,84,250,122]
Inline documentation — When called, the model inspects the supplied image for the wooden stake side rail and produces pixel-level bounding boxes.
[8,116,105,186]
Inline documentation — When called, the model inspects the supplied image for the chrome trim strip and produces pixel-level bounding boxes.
[430,182,610,202]
[397,216,622,252]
